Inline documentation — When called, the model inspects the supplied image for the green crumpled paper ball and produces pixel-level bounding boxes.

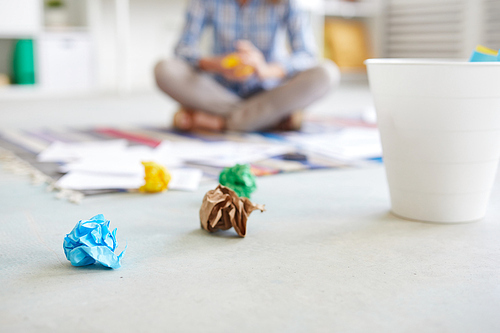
[219,164,257,198]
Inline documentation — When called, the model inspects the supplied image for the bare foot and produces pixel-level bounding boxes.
[173,108,194,130]
[272,110,304,131]
[173,108,225,132]
[192,111,225,131]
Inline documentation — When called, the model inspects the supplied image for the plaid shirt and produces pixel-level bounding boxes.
[175,0,318,97]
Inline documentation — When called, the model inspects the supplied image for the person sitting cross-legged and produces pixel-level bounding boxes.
[155,0,340,132]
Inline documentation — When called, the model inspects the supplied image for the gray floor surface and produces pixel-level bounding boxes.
[1,84,500,332]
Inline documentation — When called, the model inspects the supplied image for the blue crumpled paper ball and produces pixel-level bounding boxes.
[63,214,126,269]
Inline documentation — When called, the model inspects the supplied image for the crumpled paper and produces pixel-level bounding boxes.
[200,184,265,237]
[219,163,257,198]
[63,214,126,269]
[140,161,171,193]
[221,53,255,77]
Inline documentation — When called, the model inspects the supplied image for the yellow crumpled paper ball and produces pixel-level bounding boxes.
[221,54,255,77]
[221,54,241,68]
[139,161,171,193]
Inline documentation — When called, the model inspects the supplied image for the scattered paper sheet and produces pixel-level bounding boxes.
[282,128,382,161]
[59,145,183,174]
[156,141,292,167]
[56,168,203,191]
[469,45,500,62]
[36,125,381,197]
[168,169,203,192]
[38,140,128,163]
[56,171,144,190]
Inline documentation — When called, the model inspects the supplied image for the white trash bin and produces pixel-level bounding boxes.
[366,59,500,222]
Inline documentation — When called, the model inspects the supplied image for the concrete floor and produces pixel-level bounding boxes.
[1,83,500,332]
[0,82,374,129]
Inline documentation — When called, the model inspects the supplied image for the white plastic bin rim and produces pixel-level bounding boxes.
[365,59,500,66]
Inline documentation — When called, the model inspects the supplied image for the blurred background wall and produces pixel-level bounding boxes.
[0,0,498,98]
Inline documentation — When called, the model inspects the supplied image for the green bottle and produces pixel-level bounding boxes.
[12,39,35,85]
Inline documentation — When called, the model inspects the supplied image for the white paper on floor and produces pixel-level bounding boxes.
[41,129,381,193]
[50,140,291,173]
[167,168,203,191]
[59,145,183,174]
[37,140,129,163]
[56,171,144,190]
[283,128,382,161]
[155,141,293,167]
[56,168,203,191]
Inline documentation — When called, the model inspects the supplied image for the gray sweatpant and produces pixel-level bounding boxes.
[154,58,340,132]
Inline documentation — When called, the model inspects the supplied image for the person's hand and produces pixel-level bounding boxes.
[236,40,286,80]
[199,56,225,74]
[199,41,285,81]
[199,55,253,82]
[235,40,267,78]
[220,65,254,82]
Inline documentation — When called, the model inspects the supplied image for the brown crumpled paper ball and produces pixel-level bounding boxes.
[200,184,265,237]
